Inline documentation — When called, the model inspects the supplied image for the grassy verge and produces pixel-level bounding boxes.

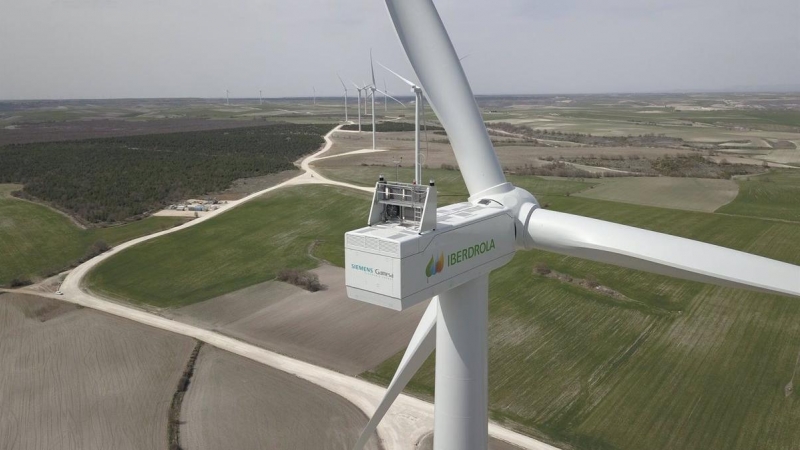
[0,184,187,286]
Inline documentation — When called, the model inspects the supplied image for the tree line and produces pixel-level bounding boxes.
[340,122,443,132]
[0,123,330,224]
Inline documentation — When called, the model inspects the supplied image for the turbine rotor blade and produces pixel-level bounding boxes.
[352,297,438,450]
[338,73,348,91]
[525,209,800,297]
[370,49,377,88]
[384,0,506,196]
[377,61,417,88]
[375,88,405,107]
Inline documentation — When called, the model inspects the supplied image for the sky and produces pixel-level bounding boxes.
[1,0,798,100]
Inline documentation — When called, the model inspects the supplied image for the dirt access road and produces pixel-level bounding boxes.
[51,124,558,450]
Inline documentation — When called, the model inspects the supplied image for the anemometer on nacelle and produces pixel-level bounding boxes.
[345,175,516,310]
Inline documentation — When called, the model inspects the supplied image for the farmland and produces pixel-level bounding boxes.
[6,93,800,450]
[0,292,195,450]
[365,193,800,450]
[0,123,329,223]
[0,184,187,287]
[86,169,800,449]
[716,170,800,222]
[574,177,739,212]
[168,265,430,376]
[180,346,380,450]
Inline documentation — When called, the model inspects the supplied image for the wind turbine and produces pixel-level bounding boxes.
[351,81,363,132]
[379,61,424,184]
[312,86,316,106]
[383,78,388,112]
[366,50,404,150]
[347,1,800,450]
[337,74,349,122]
[225,89,229,106]
[362,81,369,121]
[259,89,262,105]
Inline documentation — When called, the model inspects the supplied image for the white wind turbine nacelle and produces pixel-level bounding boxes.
[348,1,800,449]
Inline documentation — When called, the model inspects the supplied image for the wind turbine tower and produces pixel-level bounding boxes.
[259,89,263,105]
[380,61,424,184]
[313,86,316,106]
[368,51,380,150]
[347,1,800,450]
[225,89,229,106]
[351,81,362,132]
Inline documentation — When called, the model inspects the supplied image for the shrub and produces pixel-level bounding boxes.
[80,240,110,263]
[10,278,32,288]
[585,275,600,289]
[534,263,551,275]
[277,269,324,292]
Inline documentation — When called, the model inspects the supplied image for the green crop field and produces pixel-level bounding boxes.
[86,186,371,307]
[365,193,800,450]
[0,184,187,286]
[716,170,800,222]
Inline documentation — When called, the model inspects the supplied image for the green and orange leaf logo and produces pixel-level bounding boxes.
[425,252,445,277]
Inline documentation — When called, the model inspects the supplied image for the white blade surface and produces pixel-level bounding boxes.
[378,61,417,88]
[370,49,377,88]
[352,298,438,450]
[525,209,800,297]
[375,88,404,107]
[384,0,506,196]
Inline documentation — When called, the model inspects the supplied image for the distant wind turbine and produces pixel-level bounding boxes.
[337,74,349,122]
[225,89,230,106]
[368,50,404,150]
[312,86,316,106]
[259,89,263,105]
[379,61,424,184]
[351,81,363,132]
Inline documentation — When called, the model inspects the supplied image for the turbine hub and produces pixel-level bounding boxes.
[469,183,539,250]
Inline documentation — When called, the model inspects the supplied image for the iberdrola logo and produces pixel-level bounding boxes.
[425,252,445,278]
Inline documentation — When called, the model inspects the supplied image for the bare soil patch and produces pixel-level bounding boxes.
[316,136,699,174]
[0,292,195,450]
[575,177,739,212]
[180,346,381,450]
[417,432,522,450]
[210,169,301,201]
[170,265,429,376]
